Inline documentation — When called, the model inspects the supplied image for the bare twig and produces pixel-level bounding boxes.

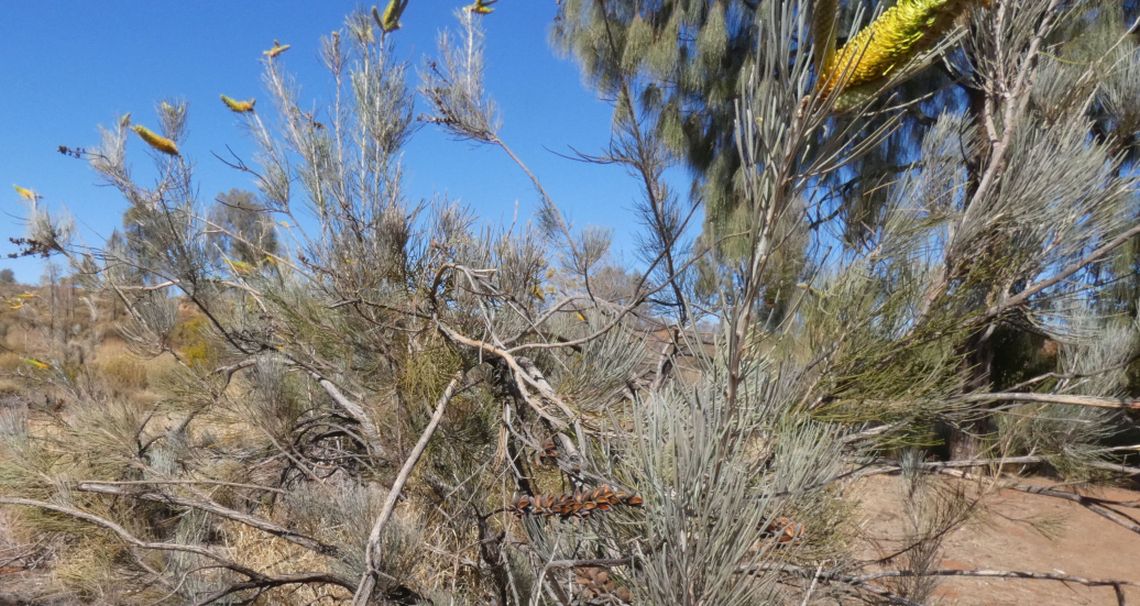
[352,370,467,606]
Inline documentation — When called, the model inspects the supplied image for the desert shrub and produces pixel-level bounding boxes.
[170,313,222,370]
[0,2,1137,605]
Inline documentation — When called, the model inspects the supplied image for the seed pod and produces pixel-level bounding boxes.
[760,515,805,544]
[131,125,180,156]
[508,486,644,518]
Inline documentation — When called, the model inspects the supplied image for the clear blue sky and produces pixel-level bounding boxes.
[0,2,664,284]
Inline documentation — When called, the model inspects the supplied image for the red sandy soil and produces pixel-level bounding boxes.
[851,474,1140,605]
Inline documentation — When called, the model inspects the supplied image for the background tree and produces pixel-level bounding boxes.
[206,188,280,269]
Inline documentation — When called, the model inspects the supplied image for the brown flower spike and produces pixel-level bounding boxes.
[509,485,643,520]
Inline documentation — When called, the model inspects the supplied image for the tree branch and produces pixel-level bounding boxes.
[352,370,467,606]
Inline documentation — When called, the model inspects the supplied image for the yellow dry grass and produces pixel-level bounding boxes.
[221,520,352,605]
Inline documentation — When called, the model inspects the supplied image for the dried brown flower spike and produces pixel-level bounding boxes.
[509,485,643,519]
[759,515,804,544]
[575,566,633,604]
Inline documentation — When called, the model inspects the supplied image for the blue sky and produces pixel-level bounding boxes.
[0,2,666,284]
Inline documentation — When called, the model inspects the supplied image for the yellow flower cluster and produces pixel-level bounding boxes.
[467,0,495,15]
[131,125,180,156]
[263,40,291,59]
[13,185,38,202]
[220,95,256,113]
[374,0,408,33]
[818,0,978,96]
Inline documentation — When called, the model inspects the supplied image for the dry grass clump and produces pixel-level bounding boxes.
[222,520,352,605]
[0,352,25,373]
[96,354,149,394]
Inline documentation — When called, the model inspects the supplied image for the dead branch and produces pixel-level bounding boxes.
[315,373,390,459]
[960,391,1140,411]
[352,370,467,606]
[0,496,261,579]
[745,563,925,606]
[855,568,1135,606]
[75,482,340,556]
[193,572,355,606]
[933,468,1140,538]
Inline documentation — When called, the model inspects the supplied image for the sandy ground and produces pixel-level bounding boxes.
[851,474,1140,605]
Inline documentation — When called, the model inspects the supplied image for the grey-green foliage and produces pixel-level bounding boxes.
[996,310,1138,476]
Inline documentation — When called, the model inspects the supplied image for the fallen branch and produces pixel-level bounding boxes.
[856,567,1140,587]
[856,568,1135,606]
[193,572,354,606]
[75,482,339,556]
[0,496,261,579]
[860,454,1140,478]
[747,563,925,606]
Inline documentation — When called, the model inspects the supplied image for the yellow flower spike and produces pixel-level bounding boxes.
[374,0,408,33]
[13,185,38,202]
[466,0,495,15]
[531,284,545,301]
[131,125,180,156]
[23,358,50,371]
[220,95,256,113]
[264,39,291,59]
[575,311,587,323]
[817,0,980,98]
